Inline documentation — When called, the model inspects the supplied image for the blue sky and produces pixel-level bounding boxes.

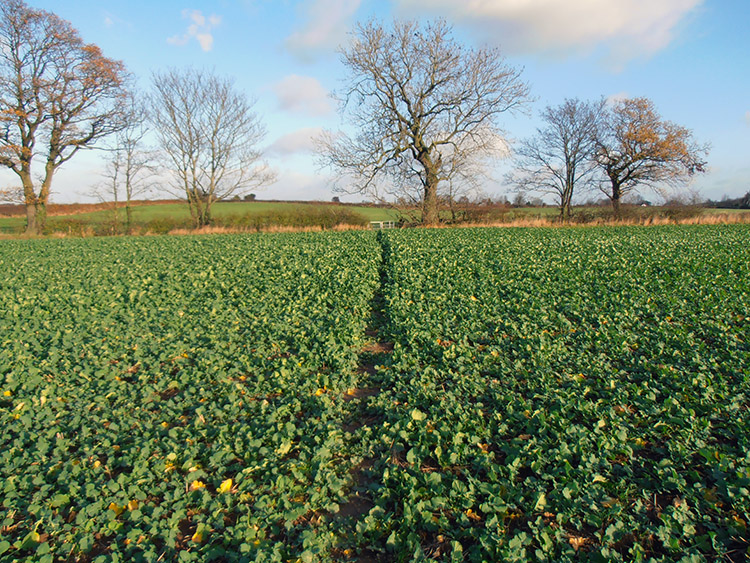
[11,0,750,203]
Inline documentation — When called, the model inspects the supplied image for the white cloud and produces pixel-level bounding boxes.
[285,0,360,61]
[394,0,703,64]
[104,15,114,27]
[272,75,333,116]
[167,9,222,52]
[269,127,325,156]
[606,92,629,106]
[196,33,213,51]
[271,170,337,201]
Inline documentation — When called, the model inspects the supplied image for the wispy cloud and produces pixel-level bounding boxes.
[395,0,703,66]
[269,127,325,156]
[606,92,629,106]
[167,9,222,52]
[270,169,337,201]
[285,0,360,61]
[272,75,333,116]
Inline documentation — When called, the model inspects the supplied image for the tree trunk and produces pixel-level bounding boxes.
[25,203,37,235]
[125,204,132,235]
[559,204,569,223]
[202,203,212,227]
[195,197,212,228]
[559,186,572,223]
[420,151,441,226]
[423,181,439,225]
[611,183,622,220]
[20,169,40,235]
[24,200,47,234]
[32,159,56,235]
[113,189,120,235]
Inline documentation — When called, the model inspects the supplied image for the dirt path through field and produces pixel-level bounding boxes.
[333,232,394,562]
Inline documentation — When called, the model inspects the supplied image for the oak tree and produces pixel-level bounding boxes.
[0,0,129,233]
[594,97,708,218]
[317,19,529,225]
[509,98,605,221]
[150,68,274,228]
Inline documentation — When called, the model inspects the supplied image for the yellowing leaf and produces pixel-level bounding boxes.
[190,480,206,491]
[109,502,125,516]
[191,530,204,543]
[410,409,426,421]
[534,492,547,511]
[276,440,292,455]
[218,478,233,494]
[127,499,139,511]
[568,535,588,551]
[465,508,481,521]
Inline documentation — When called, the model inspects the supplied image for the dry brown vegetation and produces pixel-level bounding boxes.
[433,211,750,230]
[0,199,175,218]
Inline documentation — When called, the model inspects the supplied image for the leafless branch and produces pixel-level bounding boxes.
[315,19,529,224]
[149,68,275,227]
[508,98,605,221]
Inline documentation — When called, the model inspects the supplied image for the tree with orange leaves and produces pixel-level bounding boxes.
[593,97,709,218]
[0,0,129,234]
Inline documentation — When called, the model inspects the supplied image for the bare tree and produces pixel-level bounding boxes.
[96,96,156,234]
[150,68,274,228]
[593,97,709,218]
[316,19,529,225]
[508,98,605,221]
[0,0,129,234]
[0,185,23,203]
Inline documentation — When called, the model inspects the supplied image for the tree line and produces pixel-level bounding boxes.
[0,0,709,233]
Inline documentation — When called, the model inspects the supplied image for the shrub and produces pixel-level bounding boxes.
[215,206,369,231]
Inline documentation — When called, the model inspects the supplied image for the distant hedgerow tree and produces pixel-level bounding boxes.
[95,95,156,234]
[150,68,274,228]
[509,98,605,222]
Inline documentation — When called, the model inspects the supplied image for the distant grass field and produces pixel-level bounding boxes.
[0,200,747,235]
[0,201,402,234]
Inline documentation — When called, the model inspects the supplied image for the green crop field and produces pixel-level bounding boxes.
[1,225,748,562]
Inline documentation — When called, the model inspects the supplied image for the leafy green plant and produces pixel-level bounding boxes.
[1,225,748,562]
[355,225,750,561]
[0,231,379,561]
